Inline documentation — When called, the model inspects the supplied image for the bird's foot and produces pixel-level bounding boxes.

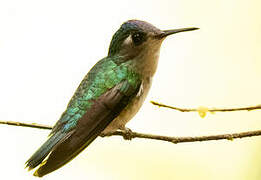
[100,131,115,137]
[99,132,107,137]
[120,127,133,140]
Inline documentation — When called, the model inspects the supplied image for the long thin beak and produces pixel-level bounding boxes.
[157,27,199,39]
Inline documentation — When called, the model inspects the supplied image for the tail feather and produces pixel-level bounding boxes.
[32,129,94,177]
[25,131,65,170]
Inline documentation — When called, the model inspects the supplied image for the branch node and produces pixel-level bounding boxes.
[171,140,179,144]
[226,135,234,141]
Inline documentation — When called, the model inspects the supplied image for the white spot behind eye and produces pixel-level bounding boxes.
[122,35,132,46]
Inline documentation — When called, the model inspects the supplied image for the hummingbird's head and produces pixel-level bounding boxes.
[108,20,198,60]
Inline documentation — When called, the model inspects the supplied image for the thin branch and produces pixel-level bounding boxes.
[0,121,52,130]
[1,120,261,144]
[103,129,261,143]
[151,101,261,112]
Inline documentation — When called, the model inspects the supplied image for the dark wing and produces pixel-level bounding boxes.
[32,79,141,177]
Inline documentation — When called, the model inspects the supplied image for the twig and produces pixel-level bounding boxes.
[1,120,261,144]
[102,130,261,143]
[151,101,261,112]
[0,121,52,130]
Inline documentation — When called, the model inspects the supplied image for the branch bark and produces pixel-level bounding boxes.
[1,120,261,144]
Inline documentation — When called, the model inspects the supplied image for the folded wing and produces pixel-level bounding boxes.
[26,79,141,177]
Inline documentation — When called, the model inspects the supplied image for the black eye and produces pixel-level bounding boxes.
[131,32,146,46]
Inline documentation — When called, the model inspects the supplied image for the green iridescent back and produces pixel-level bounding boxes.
[51,57,141,134]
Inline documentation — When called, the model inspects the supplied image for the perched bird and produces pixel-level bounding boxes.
[25,20,198,177]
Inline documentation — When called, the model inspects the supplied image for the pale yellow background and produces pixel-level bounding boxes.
[0,0,261,179]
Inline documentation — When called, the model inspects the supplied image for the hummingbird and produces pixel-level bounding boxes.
[25,20,198,177]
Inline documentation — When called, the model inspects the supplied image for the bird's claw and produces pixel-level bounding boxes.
[99,132,106,137]
[121,127,133,140]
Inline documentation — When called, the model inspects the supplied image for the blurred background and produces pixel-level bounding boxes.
[0,0,261,179]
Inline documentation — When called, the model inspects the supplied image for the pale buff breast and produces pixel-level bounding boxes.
[102,36,162,134]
